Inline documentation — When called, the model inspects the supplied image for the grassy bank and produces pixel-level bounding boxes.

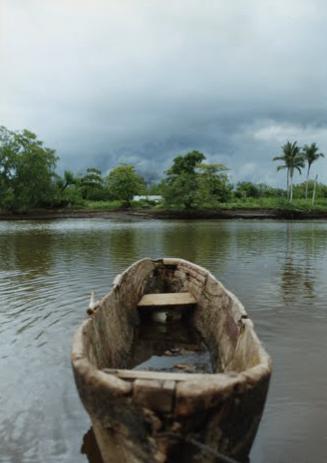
[80,198,327,213]
[217,197,327,212]
[1,198,327,220]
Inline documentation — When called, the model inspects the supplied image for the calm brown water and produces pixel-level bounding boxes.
[1,218,327,463]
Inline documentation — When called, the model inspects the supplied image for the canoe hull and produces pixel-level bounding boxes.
[72,258,271,463]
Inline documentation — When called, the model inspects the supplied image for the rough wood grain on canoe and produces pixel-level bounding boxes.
[133,379,175,413]
[138,292,196,307]
[72,257,272,463]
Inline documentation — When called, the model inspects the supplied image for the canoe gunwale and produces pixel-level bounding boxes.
[72,318,271,414]
[71,257,271,409]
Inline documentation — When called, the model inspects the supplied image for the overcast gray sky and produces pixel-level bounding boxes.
[1,0,327,184]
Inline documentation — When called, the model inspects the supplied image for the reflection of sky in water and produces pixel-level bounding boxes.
[0,219,327,462]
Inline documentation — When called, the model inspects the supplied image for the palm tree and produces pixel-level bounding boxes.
[302,143,324,199]
[273,141,305,201]
[56,170,76,192]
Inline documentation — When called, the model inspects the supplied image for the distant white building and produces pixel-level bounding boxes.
[133,195,162,203]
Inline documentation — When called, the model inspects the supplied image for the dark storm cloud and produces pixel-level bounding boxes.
[1,0,327,184]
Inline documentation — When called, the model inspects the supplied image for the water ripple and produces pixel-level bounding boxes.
[1,219,327,462]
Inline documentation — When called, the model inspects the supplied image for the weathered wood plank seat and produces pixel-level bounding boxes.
[137,292,196,308]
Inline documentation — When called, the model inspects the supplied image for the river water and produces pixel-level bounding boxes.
[1,218,327,463]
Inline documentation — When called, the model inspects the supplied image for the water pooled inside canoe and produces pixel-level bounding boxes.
[128,311,213,374]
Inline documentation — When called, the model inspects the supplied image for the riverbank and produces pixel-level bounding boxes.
[1,207,327,220]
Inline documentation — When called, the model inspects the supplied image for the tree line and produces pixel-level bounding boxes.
[0,125,326,211]
[0,126,146,210]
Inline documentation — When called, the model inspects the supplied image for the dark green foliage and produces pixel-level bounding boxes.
[162,151,205,209]
[319,184,327,199]
[147,182,163,195]
[235,182,261,199]
[292,180,327,200]
[52,170,79,205]
[162,171,199,209]
[53,171,83,207]
[0,126,58,210]
[57,170,76,192]
[162,151,232,209]
[167,150,205,176]
[197,164,232,205]
[80,168,105,200]
[106,164,146,205]
[255,184,285,198]
[234,182,285,199]
[1,124,326,212]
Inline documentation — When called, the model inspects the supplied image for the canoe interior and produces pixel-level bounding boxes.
[128,308,213,374]
[82,258,262,375]
[72,258,271,463]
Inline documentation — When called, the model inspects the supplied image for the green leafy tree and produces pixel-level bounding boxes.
[234,182,285,200]
[167,150,205,176]
[57,170,76,192]
[0,126,17,208]
[273,141,304,202]
[106,164,146,205]
[256,183,285,198]
[318,182,327,199]
[302,143,324,199]
[147,182,163,195]
[53,170,82,206]
[162,151,205,209]
[197,163,232,205]
[0,126,58,210]
[234,181,260,199]
[162,151,232,209]
[80,168,105,200]
[14,130,58,208]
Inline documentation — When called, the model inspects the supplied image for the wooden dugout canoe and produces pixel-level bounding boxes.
[72,258,271,463]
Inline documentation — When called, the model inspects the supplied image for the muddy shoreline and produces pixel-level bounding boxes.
[1,207,327,220]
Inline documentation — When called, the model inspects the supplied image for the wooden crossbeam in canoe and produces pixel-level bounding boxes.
[137,292,196,308]
[103,368,213,382]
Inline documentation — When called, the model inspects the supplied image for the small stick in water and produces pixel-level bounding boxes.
[87,291,98,315]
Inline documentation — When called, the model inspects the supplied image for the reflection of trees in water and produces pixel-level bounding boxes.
[62,221,232,279]
[281,255,314,301]
[280,224,323,303]
[0,221,232,286]
[4,220,326,309]
[50,228,137,275]
[107,228,138,261]
[233,224,273,257]
[0,230,54,280]
[161,222,231,274]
